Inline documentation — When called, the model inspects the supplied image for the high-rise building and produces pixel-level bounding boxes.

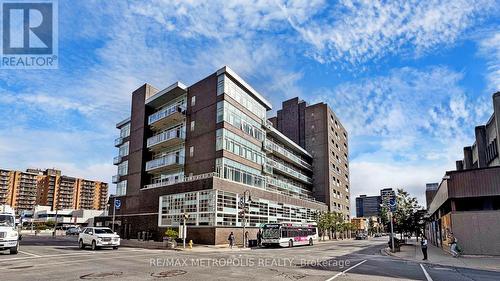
[355,195,381,217]
[0,168,108,215]
[270,98,351,218]
[106,66,349,244]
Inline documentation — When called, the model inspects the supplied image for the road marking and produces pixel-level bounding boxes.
[19,251,42,257]
[325,259,367,281]
[420,264,433,281]
[0,248,154,262]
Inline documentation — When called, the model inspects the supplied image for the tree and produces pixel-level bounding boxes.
[392,189,424,240]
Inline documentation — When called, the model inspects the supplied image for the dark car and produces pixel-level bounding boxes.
[355,233,367,240]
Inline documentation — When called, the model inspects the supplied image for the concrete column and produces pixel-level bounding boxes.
[463,146,473,169]
[493,92,500,155]
[474,126,487,168]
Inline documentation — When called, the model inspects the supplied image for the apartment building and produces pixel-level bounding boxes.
[457,92,500,170]
[269,98,351,218]
[0,168,108,214]
[107,66,349,245]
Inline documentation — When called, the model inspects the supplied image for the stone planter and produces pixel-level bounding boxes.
[163,238,177,249]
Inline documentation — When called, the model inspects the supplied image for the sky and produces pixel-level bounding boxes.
[1,0,499,215]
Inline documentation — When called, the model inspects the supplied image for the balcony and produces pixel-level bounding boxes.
[264,140,312,170]
[112,175,120,183]
[114,136,124,147]
[147,128,185,152]
[113,155,124,165]
[148,104,186,130]
[267,158,313,184]
[145,154,184,174]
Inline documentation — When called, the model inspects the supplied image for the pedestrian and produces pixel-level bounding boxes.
[450,233,458,257]
[228,232,235,249]
[257,229,262,246]
[421,235,428,260]
[244,231,249,247]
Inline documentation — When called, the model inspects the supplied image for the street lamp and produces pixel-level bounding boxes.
[240,190,252,248]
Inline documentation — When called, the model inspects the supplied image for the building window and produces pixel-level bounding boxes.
[191,96,196,107]
[190,121,195,132]
[189,146,194,157]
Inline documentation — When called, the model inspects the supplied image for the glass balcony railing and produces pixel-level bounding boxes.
[267,158,313,184]
[148,104,186,126]
[113,155,123,165]
[114,137,124,147]
[112,175,120,183]
[145,154,184,172]
[266,176,313,199]
[264,139,312,170]
[147,128,185,148]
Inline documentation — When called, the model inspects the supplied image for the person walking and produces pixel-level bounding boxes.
[257,229,262,247]
[228,232,235,249]
[450,233,459,257]
[421,235,428,261]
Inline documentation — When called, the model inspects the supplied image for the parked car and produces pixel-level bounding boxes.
[355,233,367,240]
[65,227,81,236]
[374,233,382,237]
[78,227,120,250]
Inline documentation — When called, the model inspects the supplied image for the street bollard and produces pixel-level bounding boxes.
[188,240,193,249]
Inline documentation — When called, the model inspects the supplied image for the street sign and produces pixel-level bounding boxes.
[114,198,121,209]
[389,198,396,212]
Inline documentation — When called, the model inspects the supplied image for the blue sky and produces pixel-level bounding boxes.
[1,0,499,213]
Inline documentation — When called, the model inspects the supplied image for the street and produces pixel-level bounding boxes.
[1,236,499,281]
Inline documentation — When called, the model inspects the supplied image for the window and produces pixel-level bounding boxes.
[191,96,196,107]
[190,121,195,132]
[189,146,194,157]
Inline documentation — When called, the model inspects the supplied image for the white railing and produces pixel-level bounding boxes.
[143,172,218,189]
[145,154,184,171]
[147,128,185,148]
[148,104,186,125]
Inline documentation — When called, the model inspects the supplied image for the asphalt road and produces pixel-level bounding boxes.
[1,236,499,281]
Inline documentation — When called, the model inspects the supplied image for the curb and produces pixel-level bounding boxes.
[381,247,500,273]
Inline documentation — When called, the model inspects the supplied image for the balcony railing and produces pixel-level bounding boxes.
[145,154,184,172]
[113,155,124,165]
[264,139,312,170]
[148,104,186,126]
[147,128,185,149]
[114,136,124,147]
[143,172,217,189]
[112,175,120,183]
[267,158,313,184]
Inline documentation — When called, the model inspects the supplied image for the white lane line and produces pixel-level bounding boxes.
[19,251,42,257]
[325,259,367,281]
[0,248,153,262]
[420,264,433,281]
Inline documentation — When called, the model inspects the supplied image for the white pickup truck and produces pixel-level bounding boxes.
[0,205,19,255]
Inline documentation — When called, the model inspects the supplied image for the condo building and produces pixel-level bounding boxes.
[106,66,349,245]
[0,168,108,215]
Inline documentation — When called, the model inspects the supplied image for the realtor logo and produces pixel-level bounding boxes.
[1,0,58,69]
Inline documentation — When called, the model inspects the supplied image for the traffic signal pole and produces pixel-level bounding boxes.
[389,211,395,253]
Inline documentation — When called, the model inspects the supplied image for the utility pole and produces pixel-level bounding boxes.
[112,197,116,232]
[183,212,188,249]
[389,211,395,253]
[241,190,251,248]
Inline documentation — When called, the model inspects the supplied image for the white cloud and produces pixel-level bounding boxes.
[478,31,500,91]
[283,0,498,65]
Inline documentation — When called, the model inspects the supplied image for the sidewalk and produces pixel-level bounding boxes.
[384,238,500,272]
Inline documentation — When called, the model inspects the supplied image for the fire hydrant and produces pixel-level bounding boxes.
[188,240,193,249]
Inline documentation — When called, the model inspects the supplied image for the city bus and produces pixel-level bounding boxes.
[261,222,318,247]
